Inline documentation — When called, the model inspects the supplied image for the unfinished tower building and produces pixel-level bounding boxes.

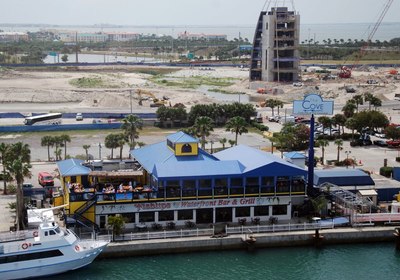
[250,7,300,82]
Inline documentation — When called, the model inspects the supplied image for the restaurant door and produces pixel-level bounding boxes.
[215,207,232,223]
[196,208,213,224]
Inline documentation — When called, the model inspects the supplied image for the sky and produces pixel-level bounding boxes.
[1,0,399,26]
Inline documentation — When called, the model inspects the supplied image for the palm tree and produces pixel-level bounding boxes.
[41,136,54,162]
[225,116,248,145]
[107,215,125,242]
[117,134,126,160]
[334,139,343,162]
[5,142,31,230]
[83,145,91,161]
[364,92,374,110]
[52,136,64,161]
[121,114,143,149]
[192,116,214,149]
[316,139,329,165]
[60,134,71,160]
[105,134,120,159]
[0,143,10,194]
[219,138,227,149]
[228,139,236,147]
[352,95,364,112]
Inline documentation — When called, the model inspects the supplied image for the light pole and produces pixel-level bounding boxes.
[98,143,102,160]
[345,151,351,168]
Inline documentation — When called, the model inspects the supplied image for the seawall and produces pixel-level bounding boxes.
[99,226,398,258]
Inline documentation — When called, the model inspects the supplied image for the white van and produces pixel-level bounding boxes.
[279,116,295,124]
[75,113,83,121]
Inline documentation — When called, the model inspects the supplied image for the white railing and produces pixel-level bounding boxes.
[88,222,336,242]
[226,222,334,235]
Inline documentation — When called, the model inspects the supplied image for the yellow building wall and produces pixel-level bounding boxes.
[175,143,198,156]
[68,201,96,222]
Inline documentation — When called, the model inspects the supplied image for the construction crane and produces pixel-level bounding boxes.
[339,0,394,78]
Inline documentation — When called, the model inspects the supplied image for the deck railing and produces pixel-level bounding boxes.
[83,222,336,242]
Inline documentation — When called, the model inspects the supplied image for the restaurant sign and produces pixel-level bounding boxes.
[293,94,334,115]
[97,197,290,214]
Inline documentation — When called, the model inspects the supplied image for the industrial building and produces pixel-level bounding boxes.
[250,6,300,82]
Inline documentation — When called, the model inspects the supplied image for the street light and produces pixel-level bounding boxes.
[98,143,102,160]
[345,151,351,168]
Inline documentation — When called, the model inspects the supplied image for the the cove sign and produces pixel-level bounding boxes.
[293,94,333,115]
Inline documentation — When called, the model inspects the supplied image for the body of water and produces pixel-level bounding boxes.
[44,53,160,64]
[2,22,400,43]
[48,242,399,280]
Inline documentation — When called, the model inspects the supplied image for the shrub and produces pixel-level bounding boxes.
[380,166,393,178]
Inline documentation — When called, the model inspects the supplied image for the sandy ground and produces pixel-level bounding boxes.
[0,65,399,114]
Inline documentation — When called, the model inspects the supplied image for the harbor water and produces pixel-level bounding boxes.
[50,242,399,280]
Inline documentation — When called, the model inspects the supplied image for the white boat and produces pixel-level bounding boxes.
[0,210,109,280]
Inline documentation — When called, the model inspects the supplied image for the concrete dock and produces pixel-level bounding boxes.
[100,226,397,258]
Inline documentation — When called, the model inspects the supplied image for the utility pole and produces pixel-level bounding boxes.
[75,32,79,63]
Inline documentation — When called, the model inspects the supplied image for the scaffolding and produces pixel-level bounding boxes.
[319,182,373,224]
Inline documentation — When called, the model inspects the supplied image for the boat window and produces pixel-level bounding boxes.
[49,230,56,235]
[45,231,48,236]
[54,227,61,234]
[0,250,63,264]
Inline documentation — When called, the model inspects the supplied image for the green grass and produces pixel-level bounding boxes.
[69,75,130,88]
[151,76,236,89]
[127,67,180,76]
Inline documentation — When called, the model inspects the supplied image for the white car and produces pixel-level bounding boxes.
[375,132,386,138]
[293,82,303,87]
[268,115,281,122]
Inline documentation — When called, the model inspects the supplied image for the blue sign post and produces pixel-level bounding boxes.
[293,94,334,192]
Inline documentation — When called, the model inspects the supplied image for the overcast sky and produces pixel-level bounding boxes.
[1,0,399,26]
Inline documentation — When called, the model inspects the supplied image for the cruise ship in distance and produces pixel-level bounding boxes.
[0,209,109,280]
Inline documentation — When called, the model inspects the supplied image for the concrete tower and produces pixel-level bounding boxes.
[250,6,300,82]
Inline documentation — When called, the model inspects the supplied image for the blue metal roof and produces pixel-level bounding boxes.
[154,160,245,179]
[284,151,307,159]
[314,169,375,186]
[57,159,91,177]
[167,131,199,143]
[214,145,306,174]
[131,141,217,174]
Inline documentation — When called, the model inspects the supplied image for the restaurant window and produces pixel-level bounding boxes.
[245,177,259,195]
[272,205,287,215]
[236,207,250,217]
[230,177,243,187]
[291,176,305,193]
[157,183,166,199]
[214,178,228,196]
[230,177,244,196]
[121,213,135,223]
[254,206,269,216]
[276,176,290,193]
[198,179,212,197]
[261,176,275,194]
[159,211,174,221]
[182,180,196,197]
[166,180,180,198]
[178,210,193,220]
[139,212,155,223]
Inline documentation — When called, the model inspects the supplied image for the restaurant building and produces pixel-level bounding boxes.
[55,132,307,231]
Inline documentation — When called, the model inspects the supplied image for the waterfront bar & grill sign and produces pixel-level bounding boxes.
[97,197,290,214]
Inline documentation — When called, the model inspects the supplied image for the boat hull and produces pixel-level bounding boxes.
[0,242,108,280]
